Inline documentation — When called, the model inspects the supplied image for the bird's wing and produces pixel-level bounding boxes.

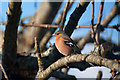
[61,35,81,54]
[61,35,74,47]
[64,39,74,47]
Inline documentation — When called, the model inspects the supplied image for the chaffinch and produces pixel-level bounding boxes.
[53,31,81,56]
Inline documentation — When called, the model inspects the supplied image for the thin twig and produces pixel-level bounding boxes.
[94,0,104,55]
[0,64,8,80]
[0,22,119,29]
[96,0,104,43]
[91,0,95,41]
[59,0,70,31]
[91,0,94,26]
[18,16,33,35]
[34,37,43,71]
[97,0,104,24]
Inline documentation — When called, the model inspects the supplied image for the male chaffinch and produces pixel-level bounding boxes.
[53,31,81,56]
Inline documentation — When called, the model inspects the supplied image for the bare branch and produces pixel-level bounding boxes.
[91,0,95,43]
[36,53,120,79]
[94,0,104,56]
[59,0,70,31]
[97,0,104,24]
[91,0,94,26]
[65,0,90,36]
[95,0,104,44]
[1,22,119,29]
[2,1,22,79]
[76,32,120,53]
[34,37,43,71]
[101,2,120,27]
[0,64,8,80]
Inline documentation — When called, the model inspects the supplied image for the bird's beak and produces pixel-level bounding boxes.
[52,34,55,36]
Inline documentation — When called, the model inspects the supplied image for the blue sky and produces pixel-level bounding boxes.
[1,2,119,43]
[0,1,119,78]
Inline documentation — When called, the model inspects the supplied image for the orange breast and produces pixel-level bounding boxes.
[55,37,72,56]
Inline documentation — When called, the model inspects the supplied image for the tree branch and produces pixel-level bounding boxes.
[97,0,104,25]
[65,0,90,36]
[59,0,70,31]
[91,0,95,42]
[94,0,104,56]
[2,1,22,79]
[34,37,43,71]
[0,64,8,80]
[1,22,119,29]
[36,53,120,79]
[101,2,120,27]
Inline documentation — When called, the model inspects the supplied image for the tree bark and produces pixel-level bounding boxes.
[2,1,22,79]
[65,0,90,36]
[36,53,120,79]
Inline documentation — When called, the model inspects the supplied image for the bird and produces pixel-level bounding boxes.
[52,30,81,56]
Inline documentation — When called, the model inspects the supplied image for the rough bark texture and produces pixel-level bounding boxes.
[36,54,120,79]
[2,1,22,79]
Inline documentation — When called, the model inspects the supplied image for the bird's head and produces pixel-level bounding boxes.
[52,31,64,37]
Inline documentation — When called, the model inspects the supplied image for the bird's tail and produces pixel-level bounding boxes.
[73,45,81,54]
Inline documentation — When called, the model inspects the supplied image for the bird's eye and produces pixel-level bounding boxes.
[56,33,59,35]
